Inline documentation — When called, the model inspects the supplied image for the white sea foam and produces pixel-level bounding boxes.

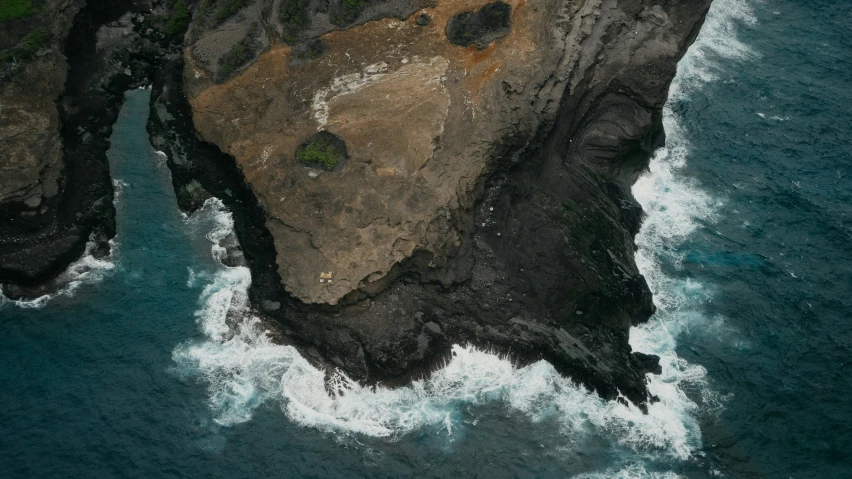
[576,463,684,479]
[0,181,128,308]
[113,178,129,201]
[174,200,694,459]
[0,237,117,309]
[669,0,756,96]
[155,150,169,167]
[172,0,755,468]
[0,179,134,309]
[174,257,700,455]
[628,0,757,450]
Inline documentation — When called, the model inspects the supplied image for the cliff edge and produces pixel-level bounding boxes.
[173,0,712,406]
[0,0,712,409]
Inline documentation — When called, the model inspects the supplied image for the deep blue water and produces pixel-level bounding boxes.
[1,0,850,477]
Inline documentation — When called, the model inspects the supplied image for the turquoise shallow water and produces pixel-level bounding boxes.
[1,0,851,477]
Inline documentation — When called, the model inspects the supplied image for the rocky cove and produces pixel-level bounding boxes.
[0,0,712,409]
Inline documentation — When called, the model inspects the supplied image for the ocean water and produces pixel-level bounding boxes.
[1,0,850,476]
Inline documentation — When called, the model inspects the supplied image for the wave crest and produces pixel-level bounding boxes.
[171,0,756,468]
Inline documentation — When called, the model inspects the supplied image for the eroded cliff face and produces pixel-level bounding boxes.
[186,0,577,305]
[179,0,712,406]
[0,0,712,408]
[0,1,81,211]
[0,0,182,295]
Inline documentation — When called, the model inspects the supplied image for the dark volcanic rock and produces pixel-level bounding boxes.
[188,0,424,83]
[415,14,431,27]
[445,2,511,49]
[1,0,190,298]
[1,0,715,413]
[173,0,714,409]
[0,0,132,293]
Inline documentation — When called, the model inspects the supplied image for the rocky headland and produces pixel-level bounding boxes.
[0,0,712,409]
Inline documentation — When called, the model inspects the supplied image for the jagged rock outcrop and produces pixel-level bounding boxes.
[177,0,713,406]
[0,0,85,283]
[0,0,181,295]
[0,0,713,409]
[0,1,80,211]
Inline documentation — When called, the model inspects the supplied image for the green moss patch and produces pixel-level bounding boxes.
[0,27,48,76]
[331,0,367,26]
[165,0,190,39]
[20,26,45,51]
[212,0,251,26]
[216,23,259,82]
[295,131,348,171]
[278,0,311,45]
[0,0,35,21]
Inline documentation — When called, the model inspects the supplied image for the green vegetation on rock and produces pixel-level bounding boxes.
[292,38,326,62]
[216,23,260,82]
[1,27,48,71]
[278,0,311,44]
[331,0,367,26]
[214,0,250,26]
[218,39,251,80]
[20,26,46,51]
[0,0,34,21]
[165,0,190,39]
[295,131,348,171]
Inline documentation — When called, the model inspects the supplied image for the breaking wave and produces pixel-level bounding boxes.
[173,195,699,455]
[0,238,117,309]
[0,178,129,308]
[575,463,684,479]
[172,0,755,471]
[174,195,700,452]
[628,0,757,455]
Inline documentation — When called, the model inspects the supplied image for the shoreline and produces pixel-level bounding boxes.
[1,0,715,410]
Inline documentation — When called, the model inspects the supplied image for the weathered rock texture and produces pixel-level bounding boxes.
[188,0,602,306]
[0,0,180,296]
[0,0,85,283]
[0,0,713,409]
[179,0,713,406]
[0,1,78,210]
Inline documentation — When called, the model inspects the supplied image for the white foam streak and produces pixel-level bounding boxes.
[0,238,117,309]
[173,198,702,458]
[184,197,239,265]
[669,0,756,97]
[627,0,756,460]
[0,180,133,308]
[173,0,755,466]
[576,463,684,479]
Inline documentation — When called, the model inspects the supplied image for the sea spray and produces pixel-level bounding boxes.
[576,462,684,479]
[0,238,118,309]
[628,0,758,452]
[172,0,757,466]
[174,201,694,459]
[0,178,129,308]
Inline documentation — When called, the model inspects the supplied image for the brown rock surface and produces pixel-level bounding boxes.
[187,0,584,304]
[0,0,713,407]
[170,0,714,406]
[0,0,80,211]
